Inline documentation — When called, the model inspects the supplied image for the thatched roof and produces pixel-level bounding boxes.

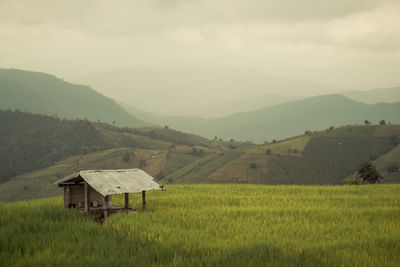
[55,169,161,196]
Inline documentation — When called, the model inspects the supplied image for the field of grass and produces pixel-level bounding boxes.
[1,184,399,266]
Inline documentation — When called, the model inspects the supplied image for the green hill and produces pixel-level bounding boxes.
[0,109,249,202]
[159,94,400,142]
[2,110,399,202]
[0,68,148,127]
[162,125,400,185]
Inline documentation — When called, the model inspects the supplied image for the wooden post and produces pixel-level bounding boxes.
[66,185,71,208]
[84,182,90,212]
[103,195,108,219]
[106,195,112,207]
[142,191,146,210]
[125,193,129,210]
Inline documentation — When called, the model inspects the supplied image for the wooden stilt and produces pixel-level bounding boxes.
[103,195,108,219]
[125,193,129,210]
[64,185,71,208]
[84,182,90,212]
[142,191,146,210]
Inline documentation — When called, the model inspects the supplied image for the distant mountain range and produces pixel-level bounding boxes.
[2,68,400,144]
[0,69,148,127]
[143,94,400,143]
[342,87,400,104]
[78,67,337,116]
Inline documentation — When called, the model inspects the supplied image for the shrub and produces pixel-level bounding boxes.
[122,152,131,162]
[357,161,383,184]
[346,176,362,185]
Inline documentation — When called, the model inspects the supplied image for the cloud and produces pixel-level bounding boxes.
[0,0,399,91]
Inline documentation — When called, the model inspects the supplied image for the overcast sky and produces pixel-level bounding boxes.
[1,0,400,91]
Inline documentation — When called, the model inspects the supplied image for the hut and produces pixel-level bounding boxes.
[55,169,163,218]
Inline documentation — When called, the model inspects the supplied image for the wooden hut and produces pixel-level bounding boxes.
[55,169,163,217]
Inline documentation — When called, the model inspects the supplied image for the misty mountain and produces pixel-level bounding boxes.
[159,94,400,143]
[0,69,148,127]
[343,87,400,104]
[78,67,337,116]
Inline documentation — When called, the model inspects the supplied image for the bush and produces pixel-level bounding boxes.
[122,152,131,162]
[346,176,362,185]
[250,163,257,169]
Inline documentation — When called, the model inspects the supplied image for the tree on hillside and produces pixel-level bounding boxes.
[122,152,131,162]
[357,161,383,184]
[379,120,386,125]
[364,120,371,125]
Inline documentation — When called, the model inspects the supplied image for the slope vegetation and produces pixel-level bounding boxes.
[162,125,400,185]
[0,109,251,201]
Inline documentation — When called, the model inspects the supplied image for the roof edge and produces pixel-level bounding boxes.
[54,173,80,185]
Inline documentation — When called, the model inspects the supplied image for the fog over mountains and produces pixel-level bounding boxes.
[77,67,338,116]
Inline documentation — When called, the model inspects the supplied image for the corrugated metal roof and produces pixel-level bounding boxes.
[55,169,161,196]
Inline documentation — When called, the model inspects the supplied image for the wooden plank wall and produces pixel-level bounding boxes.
[64,184,105,208]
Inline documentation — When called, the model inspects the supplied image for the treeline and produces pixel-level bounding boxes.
[0,110,110,183]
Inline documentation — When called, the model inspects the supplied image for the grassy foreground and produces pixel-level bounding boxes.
[1,185,399,266]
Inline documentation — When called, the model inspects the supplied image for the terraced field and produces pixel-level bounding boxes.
[1,184,399,266]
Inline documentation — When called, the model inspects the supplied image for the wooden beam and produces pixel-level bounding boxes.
[142,190,146,210]
[124,193,129,210]
[84,182,90,212]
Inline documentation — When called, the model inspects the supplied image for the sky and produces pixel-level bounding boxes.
[1,0,400,96]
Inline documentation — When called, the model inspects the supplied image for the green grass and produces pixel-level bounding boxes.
[1,185,399,266]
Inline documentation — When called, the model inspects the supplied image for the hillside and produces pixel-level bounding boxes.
[0,109,251,202]
[159,94,400,142]
[162,125,400,185]
[0,68,148,127]
[343,86,400,104]
[1,185,400,266]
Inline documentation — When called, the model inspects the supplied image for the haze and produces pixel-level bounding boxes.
[1,0,400,114]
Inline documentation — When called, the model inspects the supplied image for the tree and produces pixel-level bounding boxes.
[357,162,383,184]
[379,120,386,125]
[364,120,371,125]
[122,152,131,162]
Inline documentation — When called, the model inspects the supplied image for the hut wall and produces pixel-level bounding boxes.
[64,184,106,208]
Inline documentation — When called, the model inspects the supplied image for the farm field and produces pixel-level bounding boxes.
[1,184,399,266]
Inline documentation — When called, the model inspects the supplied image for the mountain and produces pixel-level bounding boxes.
[0,69,148,127]
[343,87,400,104]
[78,67,337,116]
[161,125,400,185]
[166,94,303,118]
[159,94,400,143]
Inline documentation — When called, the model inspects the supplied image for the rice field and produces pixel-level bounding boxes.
[1,184,400,266]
